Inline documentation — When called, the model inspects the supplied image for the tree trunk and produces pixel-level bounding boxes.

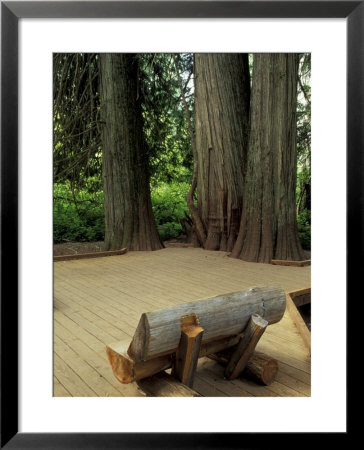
[231,54,305,263]
[194,54,250,251]
[99,54,163,251]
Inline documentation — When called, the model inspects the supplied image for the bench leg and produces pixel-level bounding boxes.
[172,314,204,388]
[224,314,268,380]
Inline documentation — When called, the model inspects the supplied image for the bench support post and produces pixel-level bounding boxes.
[208,351,278,385]
[225,314,268,380]
[172,314,204,388]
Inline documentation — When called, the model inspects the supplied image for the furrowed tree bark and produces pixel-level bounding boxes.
[99,54,163,251]
[194,54,250,251]
[231,53,305,263]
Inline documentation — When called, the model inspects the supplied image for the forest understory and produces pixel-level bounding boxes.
[54,52,311,263]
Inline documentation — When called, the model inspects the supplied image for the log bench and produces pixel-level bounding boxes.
[106,285,286,396]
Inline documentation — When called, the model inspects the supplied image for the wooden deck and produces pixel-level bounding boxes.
[53,247,311,397]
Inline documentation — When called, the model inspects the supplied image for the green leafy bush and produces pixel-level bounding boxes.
[53,181,104,243]
[297,208,311,250]
[54,180,190,244]
[151,182,190,241]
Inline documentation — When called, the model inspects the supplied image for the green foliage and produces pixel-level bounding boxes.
[297,54,311,166]
[151,182,190,241]
[53,180,104,243]
[54,180,190,244]
[138,53,194,186]
[53,54,101,187]
[296,53,311,206]
[296,53,311,251]
[297,208,311,250]
[296,167,311,212]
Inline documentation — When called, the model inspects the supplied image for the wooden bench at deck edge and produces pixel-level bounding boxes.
[106,285,286,396]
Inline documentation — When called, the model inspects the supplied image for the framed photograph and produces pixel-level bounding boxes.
[1,1,358,448]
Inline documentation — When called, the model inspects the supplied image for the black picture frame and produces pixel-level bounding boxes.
[1,1,357,448]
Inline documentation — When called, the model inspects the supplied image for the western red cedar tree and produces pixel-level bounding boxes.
[231,53,305,263]
[99,53,163,251]
[193,53,250,251]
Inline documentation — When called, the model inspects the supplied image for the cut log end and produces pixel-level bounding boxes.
[106,345,134,384]
[106,341,173,384]
[208,350,278,386]
[244,352,278,385]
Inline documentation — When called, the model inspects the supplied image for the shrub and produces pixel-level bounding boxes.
[53,181,104,243]
[54,180,190,244]
[297,208,311,250]
[151,182,190,241]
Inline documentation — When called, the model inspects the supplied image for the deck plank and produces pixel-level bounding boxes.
[54,322,143,397]
[54,335,123,397]
[53,353,97,397]
[53,376,72,397]
[54,248,311,397]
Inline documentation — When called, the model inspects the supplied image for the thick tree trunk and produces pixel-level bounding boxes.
[194,54,250,251]
[99,54,163,251]
[231,54,305,263]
